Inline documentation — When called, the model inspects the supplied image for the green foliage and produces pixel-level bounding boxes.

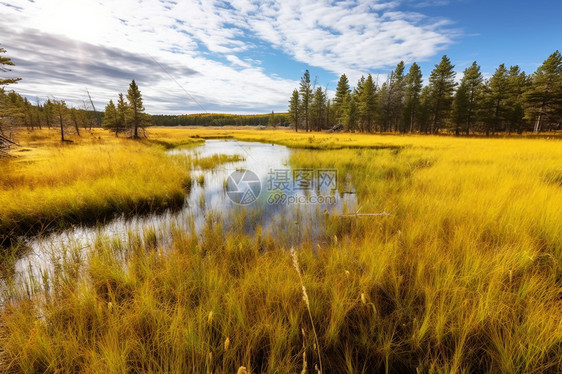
[0,47,21,86]
[333,74,351,124]
[524,50,562,132]
[127,80,150,138]
[428,55,456,133]
[460,61,483,134]
[404,62,423,133]
[102,99,118,133]
[358,74,377,133]
[299,70,312,132]
[310,87,327,131]
[288,89,300,131]
[152,112,289,127]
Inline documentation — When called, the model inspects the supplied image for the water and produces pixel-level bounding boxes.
[6,140,357,292]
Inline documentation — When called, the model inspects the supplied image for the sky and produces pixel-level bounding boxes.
[1,0,561,115]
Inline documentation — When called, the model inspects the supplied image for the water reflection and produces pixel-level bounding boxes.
[8,140,357,289]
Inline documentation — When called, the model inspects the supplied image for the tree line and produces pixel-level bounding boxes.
[1,48,104,142]
[0,89,101,140]
[288,51,562,134]
[152,112,289,127]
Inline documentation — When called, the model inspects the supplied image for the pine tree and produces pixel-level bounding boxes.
[452,82,469,136]
[428,55,456,133]
[44,99,54,129]
[333,74,350,124]
[343,94,358,132]
[390,61,406,132]
[378,82,390,132]
[102,99,118,135]
[126,80,148,138]
[505,65,528,134]
[461,62,483,135]
[524,50,562,132]
[299,70,312,132]
[358,74,377,133]
[484,64,509,135]
[116,93,128,134]
[404,62,423,133]
[310,87,327,131]
[0,48,21,86]
[288,89,300,132]
[418,86,432,134]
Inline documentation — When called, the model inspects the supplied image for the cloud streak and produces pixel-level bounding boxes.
[2,0,458,113]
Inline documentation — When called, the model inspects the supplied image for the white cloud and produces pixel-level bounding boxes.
[2,0,458,113]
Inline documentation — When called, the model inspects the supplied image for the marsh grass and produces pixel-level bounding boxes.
[0,129,197,244]
[0,128,561,372]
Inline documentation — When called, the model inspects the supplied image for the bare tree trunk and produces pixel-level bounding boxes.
[534,112,542,133]
[59,109,65,142]
[87,89,100,129]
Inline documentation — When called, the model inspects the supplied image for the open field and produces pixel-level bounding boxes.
[0,128,561,373]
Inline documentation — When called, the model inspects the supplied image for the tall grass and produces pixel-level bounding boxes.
[0,128,561,372]
[0,129,196,243]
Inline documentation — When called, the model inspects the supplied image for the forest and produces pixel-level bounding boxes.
[288,51,562,135]
[151,112,289,127]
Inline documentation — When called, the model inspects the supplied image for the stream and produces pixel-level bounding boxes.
[5,140,357,293]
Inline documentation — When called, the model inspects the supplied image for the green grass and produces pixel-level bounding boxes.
[0,128,561,373]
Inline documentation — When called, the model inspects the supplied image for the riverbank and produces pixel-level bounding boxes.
[0,129,203,246]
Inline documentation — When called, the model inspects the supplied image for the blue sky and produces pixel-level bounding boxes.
[1,0,560,114]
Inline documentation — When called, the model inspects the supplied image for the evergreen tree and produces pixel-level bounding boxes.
[0,48,21,86]
[288,89,300,132]
[333,74,351,124]
[452,82,469,136]
[126,80,149,138]
[378,82,390,132]
[524,50,562,132]
[390,61,406,132]
[358,74,377,133]
[102,99,119,135]
[310,87,327,131]
[268,110,279,128]
[404,62,423,133]
[353,76,365,101]
[343,94,358,132]
[418,86,432,134]
[44,99,54,129]
[461,62,483,135]
[299,70,312,132]
[483,64,509,135]
[428,55,456,133]
[505,65,528,134]
[116,93,128,133]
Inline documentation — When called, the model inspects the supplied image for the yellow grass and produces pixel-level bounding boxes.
[0,127,561,372]
[0,128,201,242]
